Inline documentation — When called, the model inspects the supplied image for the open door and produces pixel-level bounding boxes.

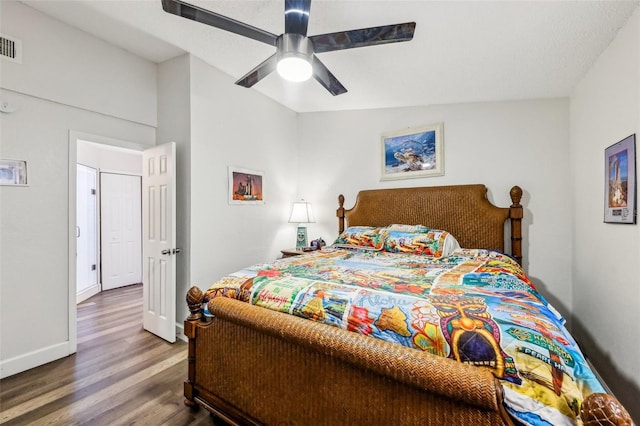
[142,142,177,342]
[76,164,99,303]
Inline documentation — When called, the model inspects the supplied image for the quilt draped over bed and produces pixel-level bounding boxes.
[203,248,605,426]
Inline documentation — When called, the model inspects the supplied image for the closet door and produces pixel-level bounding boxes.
[101,172,142,291]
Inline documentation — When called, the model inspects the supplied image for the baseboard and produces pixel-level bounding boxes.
[76,283,101,304]
[176,322,187,343]
[0,341,72,379]
[585,357,616,397]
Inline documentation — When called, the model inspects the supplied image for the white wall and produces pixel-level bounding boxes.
[0,1,157,127]
[156,54,299,332]
[157,54,192,324]
[186,56,299,323]
[0,2,156,378]
[570,7,640,419]
[77,141,143,175]
[0,0,298,373]
[298,99,574,319]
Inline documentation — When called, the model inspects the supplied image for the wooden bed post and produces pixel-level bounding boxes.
[509,186,523,265]
[337,194,346,234]
[184,286,204,408]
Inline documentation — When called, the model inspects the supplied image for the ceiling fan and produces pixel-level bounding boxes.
[161,0,416,96]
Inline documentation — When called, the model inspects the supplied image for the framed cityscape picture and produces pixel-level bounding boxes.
[604,134,636,224]
[381,123,444,181]
[228,166,264,205]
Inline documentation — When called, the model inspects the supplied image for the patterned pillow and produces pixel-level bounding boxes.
[382,228,459,257]
[382,224,430,233]
[333,226,385,250]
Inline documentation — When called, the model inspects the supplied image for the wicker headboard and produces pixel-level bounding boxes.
[337,184,523,263]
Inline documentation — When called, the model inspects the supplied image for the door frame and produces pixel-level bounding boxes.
[68,130,147,354]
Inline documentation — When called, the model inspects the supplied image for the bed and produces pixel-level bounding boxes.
[183,184,631,425]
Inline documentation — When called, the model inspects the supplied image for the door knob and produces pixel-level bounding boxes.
[172,248,182,254]
[161,249,171,255]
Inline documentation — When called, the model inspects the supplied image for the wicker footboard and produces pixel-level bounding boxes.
[185,295,514,426]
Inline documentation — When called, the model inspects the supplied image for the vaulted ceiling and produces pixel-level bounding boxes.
[21,0,640,112]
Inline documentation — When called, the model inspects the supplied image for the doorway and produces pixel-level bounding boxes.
[69,133,178,353]
[74,137,143,305]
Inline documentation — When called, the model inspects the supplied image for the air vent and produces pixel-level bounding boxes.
[0,34,22,64]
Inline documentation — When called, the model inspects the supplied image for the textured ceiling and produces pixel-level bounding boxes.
[22,0,640,113]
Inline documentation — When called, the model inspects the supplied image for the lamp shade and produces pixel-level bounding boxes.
[288,201,315,224]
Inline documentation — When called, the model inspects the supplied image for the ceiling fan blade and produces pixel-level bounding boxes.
[312,56,347,96]
[285,0,311,36]
[310,22,416,54]
[235,53,279,88]
[161,0,278,46]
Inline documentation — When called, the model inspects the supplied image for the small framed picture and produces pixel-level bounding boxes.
[0,159,28,186]
[604,134,636,224]
[228,166,264,205]
[381,123,444,181]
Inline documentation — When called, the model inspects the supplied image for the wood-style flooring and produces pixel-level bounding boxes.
[0,284,219,426]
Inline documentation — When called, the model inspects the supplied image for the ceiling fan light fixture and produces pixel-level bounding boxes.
[277,55,312,82]
[276,33,314,83]
[162,0,416,96]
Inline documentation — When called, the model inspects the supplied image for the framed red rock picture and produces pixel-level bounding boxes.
[604,134,636,224]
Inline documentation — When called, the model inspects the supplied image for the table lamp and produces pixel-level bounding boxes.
[288,200,315,249]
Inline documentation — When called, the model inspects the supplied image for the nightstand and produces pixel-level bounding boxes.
[280,248,304,258]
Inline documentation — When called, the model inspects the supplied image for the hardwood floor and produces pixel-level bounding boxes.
[0,284,219,426]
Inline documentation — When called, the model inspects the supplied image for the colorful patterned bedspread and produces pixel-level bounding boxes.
[204,247,604,426]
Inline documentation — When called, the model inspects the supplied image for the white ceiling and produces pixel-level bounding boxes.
[22,0,640,113]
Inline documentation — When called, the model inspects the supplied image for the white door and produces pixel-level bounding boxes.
[142,142,177,343]
[76,164,99,303]
[101,173,142,290]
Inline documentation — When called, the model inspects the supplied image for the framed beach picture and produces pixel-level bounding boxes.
[0,159,28,186]
[604,134,636,224]
[381,123,444,180]
[228,166,264,205]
